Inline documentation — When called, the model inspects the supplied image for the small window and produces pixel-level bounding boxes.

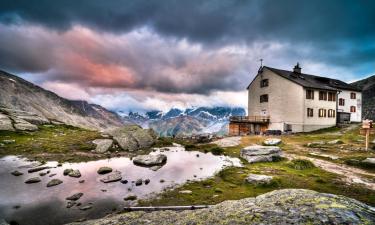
[328,92,336,101]
[306,90,314,100]
[260,94,268,103]
[339,98,345,106]
[260,79,269,88]
[350,92,356,99]
[319,91,327,101]
[307,108,314,117]
[350,106,356,113]
[319,109,327,117]
[328,109,336,118]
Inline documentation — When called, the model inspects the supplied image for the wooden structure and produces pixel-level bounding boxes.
[360,119,374,150]
[229,116,270,136]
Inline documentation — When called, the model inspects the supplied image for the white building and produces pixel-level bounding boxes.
[229,64,362,135]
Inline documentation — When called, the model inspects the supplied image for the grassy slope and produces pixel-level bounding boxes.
[139,125,375,206]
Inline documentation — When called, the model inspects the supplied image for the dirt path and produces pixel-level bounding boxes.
[285,145,375,190]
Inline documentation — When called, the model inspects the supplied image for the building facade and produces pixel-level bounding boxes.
[229,64,362,135]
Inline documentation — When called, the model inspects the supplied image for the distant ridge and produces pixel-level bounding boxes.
[351,75,375,120]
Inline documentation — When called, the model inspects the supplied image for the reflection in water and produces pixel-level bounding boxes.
[0,146,241,225]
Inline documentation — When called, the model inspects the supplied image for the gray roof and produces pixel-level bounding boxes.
[248,66,362,92]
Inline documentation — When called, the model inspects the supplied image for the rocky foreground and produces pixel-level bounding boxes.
[69,189,375,225]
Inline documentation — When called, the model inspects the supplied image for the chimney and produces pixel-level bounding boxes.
[293,62,301,74]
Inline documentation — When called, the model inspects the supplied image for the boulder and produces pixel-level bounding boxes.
[240,145,282,163]
[135,179,143,186]
[68,189,375,225]
[25,177,41,184]
[328,139,344,144]
[107,125,156,151]
[362,158,375,165]
[68,170,81,178]
[47,179,63,187]
[12,117,38,131]
[179,190,192,194]
[133,154,167,167]
[100,171,122,183]
[92,139,113,153]
[66,193,84,201]
[263,138,282,146]
[11,170,23,176]
[97,167,113,175]
[0,113,14,131]
[245,174,273,185]
[123,195,137,201]
[28,166,51,173]
[64,169,73,175]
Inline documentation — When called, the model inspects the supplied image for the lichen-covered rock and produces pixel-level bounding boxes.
[133,154,167,167]
[240,145,282,163]
[100,171,122,183]
[68,169,81,178]
[12,117,38,131]
[97,166,113,174]
[46,179,63,187]
[68,189,375,225]
[263,138,282,146]
[92,139,113,153]
[66,193,83,201]
[25,177,41,184]
[107,125,156,151]
[245,174,273,185]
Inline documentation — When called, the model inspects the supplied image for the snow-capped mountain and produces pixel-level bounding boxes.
[120,106,246,136]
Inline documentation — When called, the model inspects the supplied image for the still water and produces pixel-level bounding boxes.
[0,145,241,225]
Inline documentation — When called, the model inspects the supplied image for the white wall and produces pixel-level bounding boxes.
[337,90,362,122]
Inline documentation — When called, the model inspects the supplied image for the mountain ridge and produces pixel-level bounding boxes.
[351,75,375,120]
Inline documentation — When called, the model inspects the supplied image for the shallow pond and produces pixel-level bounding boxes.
[0,145,241,225]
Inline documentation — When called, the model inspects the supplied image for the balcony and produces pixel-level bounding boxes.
[229,116,270,124]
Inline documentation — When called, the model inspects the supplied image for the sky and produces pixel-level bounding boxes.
[0,0,374,113]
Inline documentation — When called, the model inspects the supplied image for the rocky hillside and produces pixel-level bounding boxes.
[70,189,375,225]
[122,107,246,136]
[351,75,375,120]
[0,70,123,130]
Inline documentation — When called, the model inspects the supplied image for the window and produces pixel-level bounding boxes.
[319,109,327,117]
[328,109,336,118]
[339,98,345,106]
[350,106,356,113]
[307,108,314,117]
[319,91,327,100]
[328,92,336,101]
[260,94,268,103]
[306,90,314,99]
[260,79,269,88]
[350,92,356,99]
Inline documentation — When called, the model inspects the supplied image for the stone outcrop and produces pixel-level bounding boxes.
[107,125,156,151]
[93,139,113,153]
[240,145,282,163]
[69,189,375,225]
[263,138,282,146]
[245,174,273,185]
[133,154,167,167]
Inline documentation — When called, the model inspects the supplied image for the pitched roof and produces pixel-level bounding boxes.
[248,66,362,92]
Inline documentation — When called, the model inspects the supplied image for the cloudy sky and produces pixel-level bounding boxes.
[0,0,374,113]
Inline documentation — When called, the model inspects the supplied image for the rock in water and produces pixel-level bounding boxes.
[240,145,282,163]
[25,177,41,184]
[67,189,375,225]
[63,169,73,175]
[47,179,63,187]
[133,154,167,167]
[100,171,122,183]
[245,174,273,185]
[11,170,23,176]
[92,139,113,153]
[28,166,51,173]
[135,179,143,186]
[97,167,113,174]
[66,193,84,201]
[68,170,81,178]
[263,138,282,146]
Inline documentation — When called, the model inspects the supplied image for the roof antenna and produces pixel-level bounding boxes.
[260,58,263,67]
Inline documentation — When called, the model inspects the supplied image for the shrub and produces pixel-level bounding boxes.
[210,147,224,155]
[184,144,197,151]
[288,159,315,170]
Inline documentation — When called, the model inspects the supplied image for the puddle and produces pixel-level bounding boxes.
[0,145,241,225]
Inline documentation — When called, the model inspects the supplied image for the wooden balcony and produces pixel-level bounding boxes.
[229,116,270,124]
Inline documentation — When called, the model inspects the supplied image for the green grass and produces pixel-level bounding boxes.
[288,159,316,170]
[0,124,102,162]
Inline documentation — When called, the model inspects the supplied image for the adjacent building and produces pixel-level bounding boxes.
[229,64,362,135]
